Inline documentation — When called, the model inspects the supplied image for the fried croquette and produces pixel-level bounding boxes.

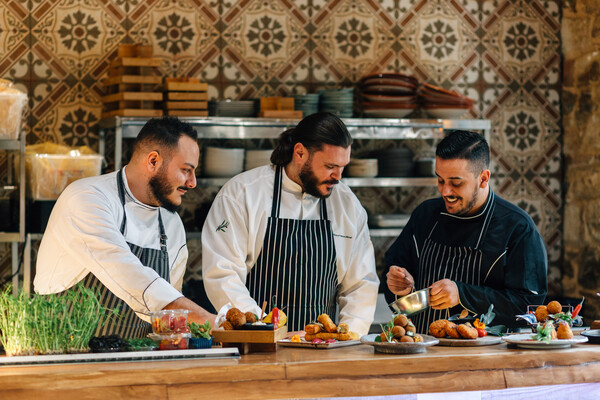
[226,307,246,328]
[219,321,234,330]
[393,314,409,327]
[413,334,423,342]
[557,322,573,339]
[400,335,414,342]
[547,300,562,314]
[444,320,461,339]
[380,331,390,342]
[304,323,322,334]
[391,325,406,338]
[245,312,257,323]
[535,305,549,322]
[405,321,416,334]
[337,323,349,333]
[317,314,337,333]
[305,331,359,341]
[428,319,448,338]
[456,323,478,339]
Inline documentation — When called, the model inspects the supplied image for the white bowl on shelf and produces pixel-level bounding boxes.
[203,147,245,177]
[244,149,272,171]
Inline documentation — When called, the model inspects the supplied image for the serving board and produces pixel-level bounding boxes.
[277,338,360,349]
[0,348,240,366]
[212,326,288,354]
[435,335,502,347]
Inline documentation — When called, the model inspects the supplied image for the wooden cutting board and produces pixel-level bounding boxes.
[213,326,288,354]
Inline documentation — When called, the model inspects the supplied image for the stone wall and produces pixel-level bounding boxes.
[562,0,600,322]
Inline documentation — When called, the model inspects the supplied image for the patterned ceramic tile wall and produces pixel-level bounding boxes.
[0,0,562,293]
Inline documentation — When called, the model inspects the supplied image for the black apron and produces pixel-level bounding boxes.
[246,166,338,331]
[412,193,496,334]
[70,169,171,338]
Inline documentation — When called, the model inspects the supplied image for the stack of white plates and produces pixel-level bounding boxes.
[346,158,378,177]
[244,149,272,170]
[208,100,258,117]
[203,146,245,177]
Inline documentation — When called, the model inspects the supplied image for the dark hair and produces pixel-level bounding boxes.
[131,116,198,159]
[270,112,353,166]
[436,130,489,171]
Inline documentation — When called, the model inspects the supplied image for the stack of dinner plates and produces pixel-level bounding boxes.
[208,100,258,117]
[371,147,415,177]
[346,158,378,178]
[419,83,474,119]
[359,73,418,118]
[319,88,354,118]
[203,146,245,177]
[294,93,320,117]
[244,149,273,170]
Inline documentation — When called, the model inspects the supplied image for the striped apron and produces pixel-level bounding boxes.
[246,166,338,331]
[69,169,170,338]
[412,194,496,334]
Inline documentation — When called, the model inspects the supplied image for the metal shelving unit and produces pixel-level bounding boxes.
[0,130,26,294]
[99,116,491,238]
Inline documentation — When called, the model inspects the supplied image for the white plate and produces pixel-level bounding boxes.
[360,334,438,354]
[502,333,588,349]
[436,335,502,347]
[277,338,360,349]
[363,108,416,118]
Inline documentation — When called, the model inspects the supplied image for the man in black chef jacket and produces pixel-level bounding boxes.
[382,130,547,333]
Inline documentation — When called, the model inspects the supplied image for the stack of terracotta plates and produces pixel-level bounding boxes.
[419,83,474,119]
[208,99,258,117]
[359,73,418,118]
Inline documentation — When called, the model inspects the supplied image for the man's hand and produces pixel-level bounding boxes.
[386,266,414,296]
[164,297,217,328]
[429,279,459,310]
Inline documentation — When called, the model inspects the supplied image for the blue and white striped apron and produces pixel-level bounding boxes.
[76,169,171,338]
[412,193,496,334]
[246,166,338,331]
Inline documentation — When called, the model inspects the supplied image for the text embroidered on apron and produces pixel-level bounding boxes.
[412,193,496,334]
[246,166,338,331]
[67,169,171,339]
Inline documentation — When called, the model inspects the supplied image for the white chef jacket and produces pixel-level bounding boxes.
[201,165,379,335]
[34,167,186,322]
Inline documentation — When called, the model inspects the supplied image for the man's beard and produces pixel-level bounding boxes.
[149,168,185,213]
[453,185,480,216]
[298,159,339,199]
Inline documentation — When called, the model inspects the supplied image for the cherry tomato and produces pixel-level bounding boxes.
[477,328,487,337]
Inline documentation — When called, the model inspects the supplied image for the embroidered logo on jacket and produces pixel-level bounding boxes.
[216,220,229,232]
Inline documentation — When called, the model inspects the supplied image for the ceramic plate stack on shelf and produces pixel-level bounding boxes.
[319,88,354,118]
[203,146,245,177]
[346,158,378,178]
[244,149,273,171]
[294,93,320,117]
[359,73,418,118]
[372,147,415,177]
[419,83,474,119]
[208,100,258,117]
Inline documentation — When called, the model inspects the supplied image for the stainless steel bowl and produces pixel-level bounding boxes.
[389,288,429,316]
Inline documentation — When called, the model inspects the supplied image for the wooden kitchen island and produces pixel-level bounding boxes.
[1,341,599,399]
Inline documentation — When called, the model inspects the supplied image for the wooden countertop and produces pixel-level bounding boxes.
[2,341,600,399]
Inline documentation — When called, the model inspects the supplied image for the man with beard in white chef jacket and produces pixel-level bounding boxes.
[35,117,216,338]
[201,112,379,335]
[383,130,547,333]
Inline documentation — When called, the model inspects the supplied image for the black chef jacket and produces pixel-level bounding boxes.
[382,191,548,329]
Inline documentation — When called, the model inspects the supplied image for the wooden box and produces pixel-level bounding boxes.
[164,77,209,117]
[212,326,288,355]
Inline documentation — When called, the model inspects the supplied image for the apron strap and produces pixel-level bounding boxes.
[271,166,283,218]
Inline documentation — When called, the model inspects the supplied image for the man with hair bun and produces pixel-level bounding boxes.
[202,112,379,334]
[35,116,216,338]
[382,130,548,333]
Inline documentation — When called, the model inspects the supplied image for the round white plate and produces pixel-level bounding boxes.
[502,333,588,349]
[360,334,438,354]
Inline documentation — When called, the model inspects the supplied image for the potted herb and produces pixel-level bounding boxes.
[188,320,212,349]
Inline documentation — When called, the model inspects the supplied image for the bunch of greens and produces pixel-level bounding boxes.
[534,321,555,343]
[126,337,157,351]
[0,283,118,356]
[188,320,212,339]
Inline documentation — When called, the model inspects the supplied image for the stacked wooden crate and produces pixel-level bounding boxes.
[164,78,208,117]
[101,44,163,118]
